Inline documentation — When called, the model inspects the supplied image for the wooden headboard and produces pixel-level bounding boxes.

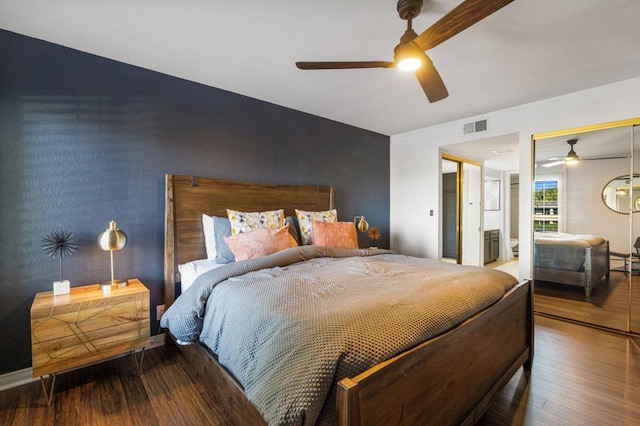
[163,174,334,307]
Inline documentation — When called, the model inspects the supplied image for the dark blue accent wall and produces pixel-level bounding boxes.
[0,29,390,374]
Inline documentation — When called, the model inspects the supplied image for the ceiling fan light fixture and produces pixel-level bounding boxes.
[397,57,422,71]
[564,138,579,163]
[394,41,423,71]
[564,153,579,163]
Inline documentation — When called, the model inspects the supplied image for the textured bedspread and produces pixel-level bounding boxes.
[535,232,606,271]
[161,246,517,425]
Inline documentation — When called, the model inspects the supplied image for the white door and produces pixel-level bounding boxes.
[462,162,483,266]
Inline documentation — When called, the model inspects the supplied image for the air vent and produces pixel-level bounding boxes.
[463,119,488,135]
[492,148,513,154]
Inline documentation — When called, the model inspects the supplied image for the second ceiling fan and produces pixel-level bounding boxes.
[540,139,629,168]
[296,0,515,103]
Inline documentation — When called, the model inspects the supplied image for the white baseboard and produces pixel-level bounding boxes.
[0,333,165,392]
[0,368,37,392]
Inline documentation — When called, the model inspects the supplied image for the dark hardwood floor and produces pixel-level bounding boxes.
[534,270,635,331]
[2,315,639,425]
[478,316,640,425]
[0,345,236,425]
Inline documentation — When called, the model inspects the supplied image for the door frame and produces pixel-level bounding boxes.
[441,152,484,265]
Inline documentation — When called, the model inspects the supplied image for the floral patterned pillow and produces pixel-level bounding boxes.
[295,208,338,245]
[226,209,284,235]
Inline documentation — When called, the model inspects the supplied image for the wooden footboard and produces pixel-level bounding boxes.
[587,240,610,289]
[336,280,533,426]
[534,240,609,297]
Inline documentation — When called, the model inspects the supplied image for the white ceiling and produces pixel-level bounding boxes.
[1,0,640,138]
[442,133,519,170]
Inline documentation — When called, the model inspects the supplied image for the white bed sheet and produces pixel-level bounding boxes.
[179,259,224,292]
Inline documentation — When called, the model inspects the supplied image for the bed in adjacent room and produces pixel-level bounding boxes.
[534,232,610,297]
[160,174,533,426]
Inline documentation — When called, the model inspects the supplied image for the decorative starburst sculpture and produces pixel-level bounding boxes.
[42,230,79,282]
[368,227,381,247]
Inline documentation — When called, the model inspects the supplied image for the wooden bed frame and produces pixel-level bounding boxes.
[163,174,534,425]
[534,240,610,297]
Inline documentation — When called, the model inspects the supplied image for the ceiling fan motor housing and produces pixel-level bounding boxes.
[397,0,423,20]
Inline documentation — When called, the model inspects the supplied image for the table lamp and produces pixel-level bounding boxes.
[354,216,370,232]
[97,220,128,289]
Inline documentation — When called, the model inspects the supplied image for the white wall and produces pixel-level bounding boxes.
[390,76,640,281]
[565,156,637,253]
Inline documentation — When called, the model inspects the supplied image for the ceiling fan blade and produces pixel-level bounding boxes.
[541,155,629,167]
[414,0,514,51]
[296,61,394,70]
[414,54,448,103]
[581,156,629,161]
[541,160,565,168]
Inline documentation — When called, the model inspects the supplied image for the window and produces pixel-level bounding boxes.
[534,179,559,232]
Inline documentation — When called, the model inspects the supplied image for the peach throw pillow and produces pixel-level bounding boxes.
[224,226,297,261]
[312,221,358,249]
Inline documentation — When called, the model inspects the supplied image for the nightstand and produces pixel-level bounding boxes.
[30,278,150,405]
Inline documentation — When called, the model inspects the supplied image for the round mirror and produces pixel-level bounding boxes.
[602,174,640,213]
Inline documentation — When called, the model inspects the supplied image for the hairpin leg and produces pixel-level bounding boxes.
[131,348,146,376]
[39,373,56,406]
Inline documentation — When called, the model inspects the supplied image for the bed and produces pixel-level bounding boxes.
[161,174,533,425]
[534,232,610,297]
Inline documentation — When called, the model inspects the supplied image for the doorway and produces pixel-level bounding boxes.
[441,154,483,266]
[442,161,458,260]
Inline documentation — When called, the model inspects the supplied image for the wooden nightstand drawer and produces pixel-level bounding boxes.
[31,279,150,378]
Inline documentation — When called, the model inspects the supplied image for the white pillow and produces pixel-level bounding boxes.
[202,214,217,260]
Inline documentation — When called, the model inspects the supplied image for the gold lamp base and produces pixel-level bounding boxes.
[101,279,128,290]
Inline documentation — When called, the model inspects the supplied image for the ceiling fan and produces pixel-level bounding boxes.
[540,139,628,168]
[295,0,515,103]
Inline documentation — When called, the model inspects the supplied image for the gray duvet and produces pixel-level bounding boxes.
[534,232,606,271]
[161,246,517,425]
